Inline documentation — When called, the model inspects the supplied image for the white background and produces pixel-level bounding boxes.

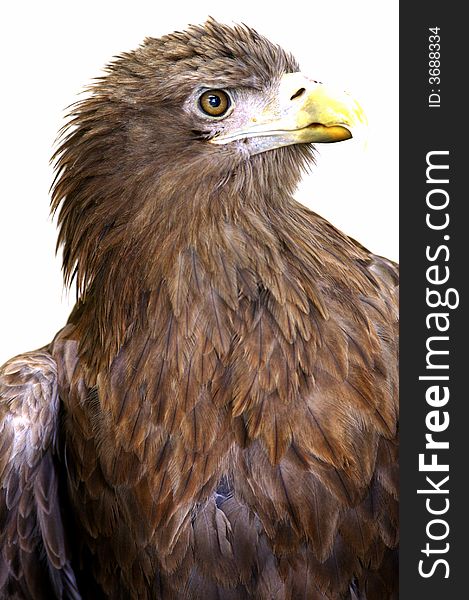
[0,1,398,366]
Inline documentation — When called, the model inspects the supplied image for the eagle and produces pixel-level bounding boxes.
[0,19,398,600]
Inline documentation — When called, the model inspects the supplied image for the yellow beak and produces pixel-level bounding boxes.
[209,72,366,154]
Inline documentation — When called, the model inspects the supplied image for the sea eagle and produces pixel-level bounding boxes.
[0,19,398,600]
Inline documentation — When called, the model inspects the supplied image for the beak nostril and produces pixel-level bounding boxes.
[290,87,306,101]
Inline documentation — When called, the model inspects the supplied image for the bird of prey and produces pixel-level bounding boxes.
[0,19,398,600]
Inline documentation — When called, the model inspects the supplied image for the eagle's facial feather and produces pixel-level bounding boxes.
[73,19,311,186]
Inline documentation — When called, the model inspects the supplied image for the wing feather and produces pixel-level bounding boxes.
[0,350,81,599]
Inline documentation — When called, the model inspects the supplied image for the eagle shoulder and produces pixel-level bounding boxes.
[0,350,81,599]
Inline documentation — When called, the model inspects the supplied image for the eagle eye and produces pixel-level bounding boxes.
[198,90,232,118]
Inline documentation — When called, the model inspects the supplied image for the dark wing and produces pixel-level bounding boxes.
[0,350,81,599]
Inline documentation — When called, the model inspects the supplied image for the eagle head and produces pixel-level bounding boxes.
[53,19,365,210]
